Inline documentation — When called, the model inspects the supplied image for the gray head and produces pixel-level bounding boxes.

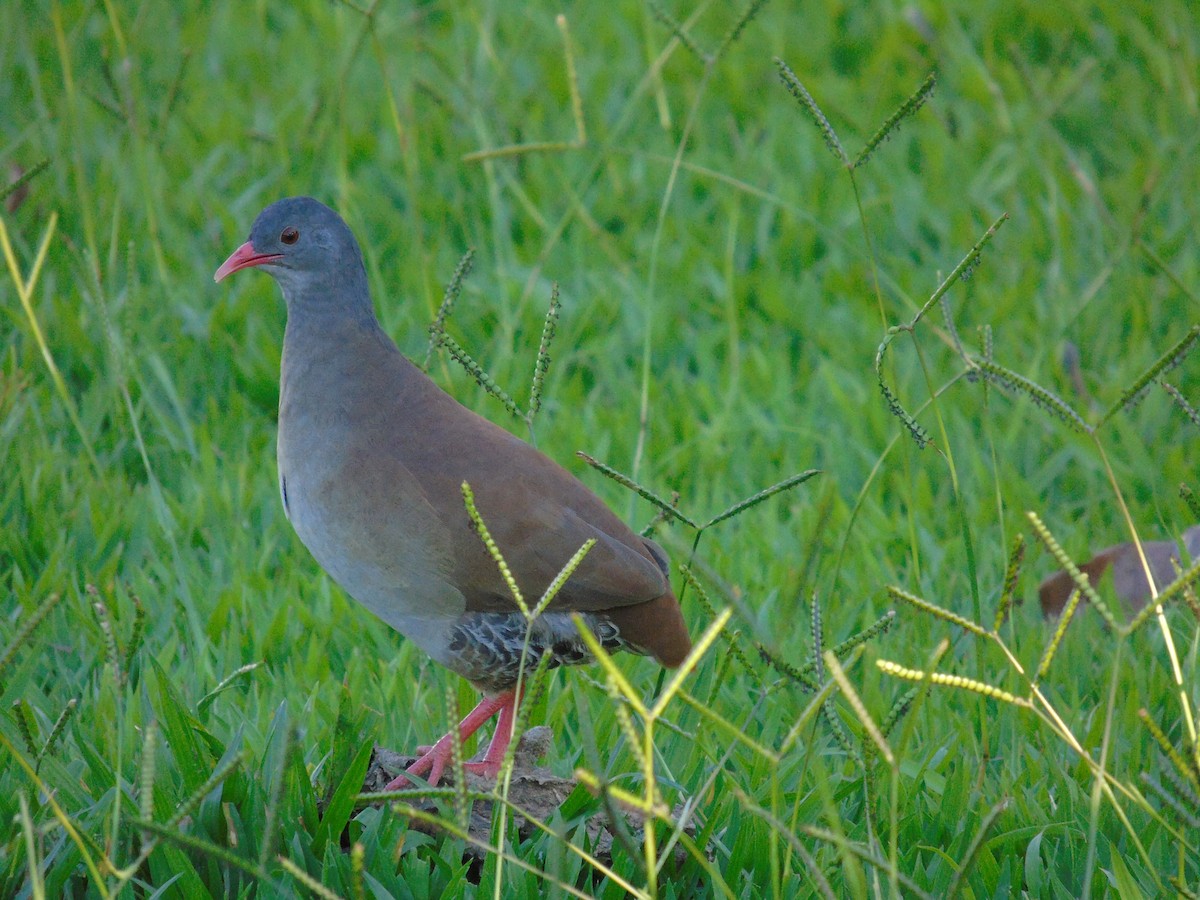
[214,196,373,320]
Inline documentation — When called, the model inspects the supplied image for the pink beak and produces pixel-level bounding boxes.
[214,241,284,282]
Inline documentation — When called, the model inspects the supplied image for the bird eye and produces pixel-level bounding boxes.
[280,227,300,245]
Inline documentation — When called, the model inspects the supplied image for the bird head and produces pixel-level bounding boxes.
[214,197,371,316]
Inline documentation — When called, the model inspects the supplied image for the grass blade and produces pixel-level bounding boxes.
[462,481,527,614]
[0,214,101,473]
[433,332,522,419]
[0,593,64,684]
[876,660,1032,708]
[424,249,474,369]
[887,585,987,635]
[1,158,49,205]
[1161,382,1200,427]
[576,452,698,527]
[311,738,374,858]
[853,71,936,169]
[775,58,847,164]
[528,283,561,420]
[945,797,1009,899]
[701,469,820,529]
[650,606,732,719]
[1099,325,1200,425]
[1026,511,1120,630]
[973,359,1090,433]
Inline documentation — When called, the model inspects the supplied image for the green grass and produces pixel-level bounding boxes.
[3,0,1199,896]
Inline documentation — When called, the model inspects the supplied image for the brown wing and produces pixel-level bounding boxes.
[461,490,669,610]
[370,349,691,666]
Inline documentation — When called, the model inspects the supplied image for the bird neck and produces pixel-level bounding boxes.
[280,304,392,391]
[278,254,382,386]
[276,253,377,330]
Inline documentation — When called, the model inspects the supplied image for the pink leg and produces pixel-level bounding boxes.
[472,693,518,776]
[383,690,518,790]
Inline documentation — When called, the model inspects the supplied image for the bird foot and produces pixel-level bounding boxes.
[381,691,518,790]
[381,739,507,791]
[381,744,508,792]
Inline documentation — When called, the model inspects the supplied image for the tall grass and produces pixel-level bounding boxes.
[2,0,1198,896]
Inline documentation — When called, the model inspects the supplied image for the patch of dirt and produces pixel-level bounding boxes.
[363,726,577,844]
[362,726,698,871]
